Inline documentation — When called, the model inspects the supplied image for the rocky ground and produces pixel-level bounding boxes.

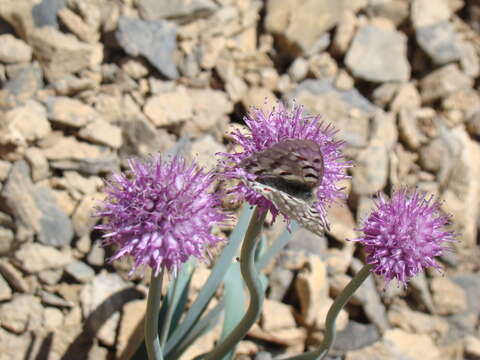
[0,0,480,359]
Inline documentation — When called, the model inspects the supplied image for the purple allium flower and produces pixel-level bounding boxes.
[353,188,455,287]
[94,156,227,276]
[219,104,350,226]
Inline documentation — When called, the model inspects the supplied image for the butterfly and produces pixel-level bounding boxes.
[239,139,329,234]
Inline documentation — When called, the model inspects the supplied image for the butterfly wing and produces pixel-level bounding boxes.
[240,139,324,192]
[249,180,329,234]
[240,139,328,234]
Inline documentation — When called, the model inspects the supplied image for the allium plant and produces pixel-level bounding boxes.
[353,187,455,287]
[93,103,456,360]
[286,188,455,360]
[219,104,350,227]
[95,155,227,360]
[95,156,227,276]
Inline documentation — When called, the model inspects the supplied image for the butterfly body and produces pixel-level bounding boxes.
[239,139,328,234]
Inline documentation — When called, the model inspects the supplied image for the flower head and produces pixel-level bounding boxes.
[353,188,455,287]
[95,156,227,276]
[219,104,349,227]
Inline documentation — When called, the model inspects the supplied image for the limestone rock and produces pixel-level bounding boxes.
[57,7,100,43]
[0,327,31,359]
[0,274,12,301]
[143,86,193,126]
[136,0,217,21]
[411,0,451,28]
[46,96,99,128]
[0,34,32,64]
[29,27,101,81]
[265,0,345,55]
[0,294,43,333]
[261,299,296,332]
[352,139,389,195]
[241,87,277,114]
[4,100,51,142]
[382,329,440,360]
[41,136,105,161]
[72,194,102,237]
[116,299,146,360]
[295,256,329,326]
[0,260,30,293]
[420,64,473,103]
[78,120,123,148]
[431,277,468,315]
[14,243,73,273]
[80,271,131,347]
[25,147,49,182]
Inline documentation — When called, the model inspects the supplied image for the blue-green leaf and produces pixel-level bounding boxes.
[164,205,254,357]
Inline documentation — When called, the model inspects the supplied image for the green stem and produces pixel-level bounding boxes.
[204,207,267,360]
[159,270,181,347]
[145,267,165,360]
[283,264,373,360]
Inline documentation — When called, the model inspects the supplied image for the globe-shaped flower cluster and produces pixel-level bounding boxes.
[353,188,455,286]
[95,156,227,275]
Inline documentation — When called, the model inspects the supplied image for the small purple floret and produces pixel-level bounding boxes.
[219,104,350,225]
[94,156,227,276]
[353,188,455,287]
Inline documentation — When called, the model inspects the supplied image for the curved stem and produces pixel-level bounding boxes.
[145,267,165,360]
[283,264,373,360]
[204,207,266,360]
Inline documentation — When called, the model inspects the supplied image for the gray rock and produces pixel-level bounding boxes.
[31,0,66,28]
[137,0,217,22]
[286,79,375,148]
[332,321,380,353]
[37,268,63,285]
[288,78,376,115]
[350,259,390,332]
[416,21,462,65]
[286,228,327,258]
[65,261,95,283]
[345,24,410,82]
[441,273,480,344]
[33,185,74,247]
[115,16,179,79]
[2,159,72,246]
[50,155,120,176]
[120,118,176,157]
[1,160,39,242]
[0,63,43,108]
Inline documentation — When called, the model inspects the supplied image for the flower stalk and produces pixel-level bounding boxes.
[145,267,166,360]
[283,264,372,360]
[204,207,267,360]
